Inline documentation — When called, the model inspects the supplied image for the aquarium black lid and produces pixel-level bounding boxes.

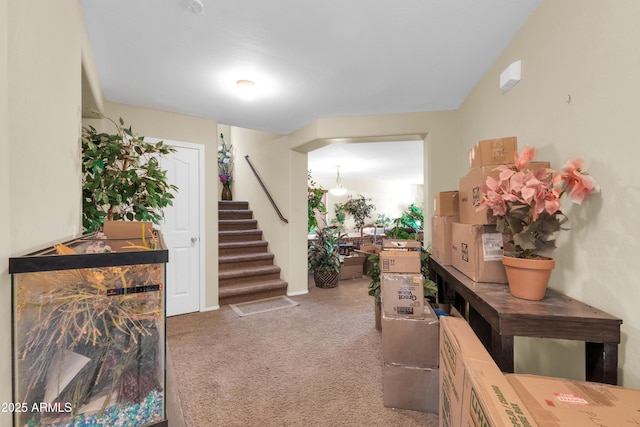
[8,233,169,274]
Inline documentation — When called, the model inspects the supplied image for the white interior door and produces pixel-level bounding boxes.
[157,142,203,317]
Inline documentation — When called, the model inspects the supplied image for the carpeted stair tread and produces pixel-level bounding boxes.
[218,219,258,231]
[218,240,269,256]
[219,209,254,220]
[218,200,249,210]
[219,229,263,243]
[219,252,274,264]
[218,279,288,298]
[218,265,281,280]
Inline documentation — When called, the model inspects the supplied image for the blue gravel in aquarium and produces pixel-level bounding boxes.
[29,390,164,427]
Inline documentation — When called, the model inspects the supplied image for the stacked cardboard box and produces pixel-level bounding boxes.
[452,137,523,283]
[431,191,459,266]
[379,240,438,413]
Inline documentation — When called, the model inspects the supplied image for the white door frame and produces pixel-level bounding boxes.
[149,137,206,313]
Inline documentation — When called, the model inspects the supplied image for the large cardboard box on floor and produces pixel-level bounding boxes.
[507,374,640,427]
[468,136,518,169]
[431,215,459,266]
[382,304,440,367]
[434,191,459,216]
[439,316,538,427]
[451,222,507,283]
[379,249,421,273]
[381,273,424,319]
[383,364,439,413]
[339,254,365,280]
[458,161,551,224]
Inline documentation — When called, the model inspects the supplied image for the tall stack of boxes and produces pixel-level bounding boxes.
[431,191,459,266]
[379,239,440,413]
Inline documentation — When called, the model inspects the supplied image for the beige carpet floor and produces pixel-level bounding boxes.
[166,275,439,427]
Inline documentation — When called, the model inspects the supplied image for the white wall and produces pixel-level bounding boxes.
[312,175,424,232]
[458,0,640,387]
[2,1,86,424]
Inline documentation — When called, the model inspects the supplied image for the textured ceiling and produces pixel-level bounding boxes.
[81,0,540,135]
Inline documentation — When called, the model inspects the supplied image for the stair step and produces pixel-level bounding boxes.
[219,200,249,211]
[219,219,258,231]
[219,252,275,271]
[219,265,282,287]
[218,279,288,306]
[219,209,254,220]
[219,240,269,256]
[219,229,263,243]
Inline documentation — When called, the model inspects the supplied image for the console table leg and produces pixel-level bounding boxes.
[585,342,618,385]
[491,331,514,373]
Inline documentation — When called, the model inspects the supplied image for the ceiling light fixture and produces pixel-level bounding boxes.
[185,0,204,15]
[236,79,256,100]
[329,165,347,196]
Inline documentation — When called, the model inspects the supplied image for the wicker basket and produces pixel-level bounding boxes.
[314,270,340,288]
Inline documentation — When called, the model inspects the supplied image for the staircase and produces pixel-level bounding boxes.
[218,201,288,306]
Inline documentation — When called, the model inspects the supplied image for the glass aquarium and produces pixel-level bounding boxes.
[9,223,168,427]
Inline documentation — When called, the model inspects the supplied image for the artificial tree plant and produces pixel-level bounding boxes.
[307,170,327,233]
[82,116,178,233]
[335,194,375,247]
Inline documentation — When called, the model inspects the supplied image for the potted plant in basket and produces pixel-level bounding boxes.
[308,226,344,288]
[476,146,599,300]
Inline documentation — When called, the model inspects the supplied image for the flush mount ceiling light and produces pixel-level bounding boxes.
[329,165,347,196]
[236,79,257,100]
[185,0,204,14]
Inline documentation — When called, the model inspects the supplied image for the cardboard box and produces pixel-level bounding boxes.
[459,161,551,224]
[382,238,422,250]
[468,136,518,168]
[382,304,440,367]
[507,374,640,427]
[381,273,424,319]
[439,317,538,427]
[431,215,459,266]
[102,220,156,251]
[451,222,507,283]
[383,364,439,414]
[339,254,365,280]
[435,191,459,216]
[379,250,421,273]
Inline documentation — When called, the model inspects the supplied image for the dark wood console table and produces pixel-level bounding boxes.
[429,256,622,385]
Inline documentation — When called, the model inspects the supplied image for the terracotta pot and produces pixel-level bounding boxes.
[221,183,232,200]
[502,255,556,301]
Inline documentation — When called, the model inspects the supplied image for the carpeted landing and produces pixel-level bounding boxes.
[166,275,439,427]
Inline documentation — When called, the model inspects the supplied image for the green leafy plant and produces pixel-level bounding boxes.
[308,226,344,273]
[384,203,424,240]
[307,171,326,232]
[82,116,177,233]
[335,194,375,246]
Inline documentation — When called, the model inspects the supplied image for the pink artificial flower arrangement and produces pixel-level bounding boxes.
[477,146,599,259]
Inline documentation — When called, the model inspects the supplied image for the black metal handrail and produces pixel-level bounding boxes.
[244,155,289,223]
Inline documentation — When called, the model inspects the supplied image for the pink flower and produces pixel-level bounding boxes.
[562,157,600,204]
[477,145,598,259]
[514,146,536,170]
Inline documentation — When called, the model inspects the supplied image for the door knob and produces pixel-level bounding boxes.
[191,237,198,243]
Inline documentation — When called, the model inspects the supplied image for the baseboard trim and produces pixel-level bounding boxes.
[287,290,309,297]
